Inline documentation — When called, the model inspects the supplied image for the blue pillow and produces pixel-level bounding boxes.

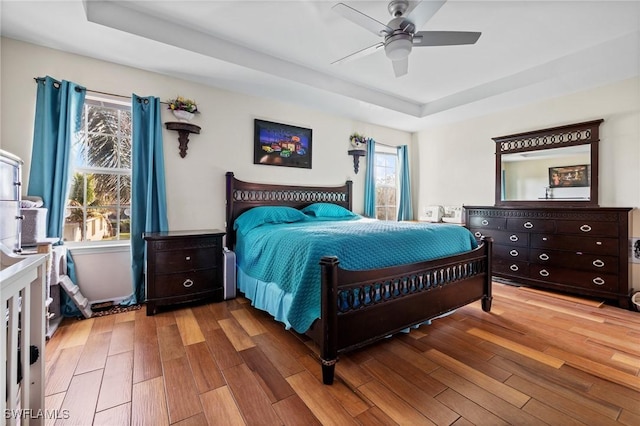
[233,206,307,233]
[301,203,357,218]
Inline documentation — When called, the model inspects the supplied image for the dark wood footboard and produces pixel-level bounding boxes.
[312,238,493,385]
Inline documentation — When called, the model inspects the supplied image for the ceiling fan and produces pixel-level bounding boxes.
[332,0,481,77]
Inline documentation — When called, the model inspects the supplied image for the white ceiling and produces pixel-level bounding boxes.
[2,0,640,132]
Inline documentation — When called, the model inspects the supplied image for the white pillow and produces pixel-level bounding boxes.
[22,196,44,208]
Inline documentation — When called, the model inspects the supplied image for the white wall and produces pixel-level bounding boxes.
[0,37,411,302]
[414,77,640,288]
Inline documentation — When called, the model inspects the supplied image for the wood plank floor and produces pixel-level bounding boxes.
[44,283,640,425]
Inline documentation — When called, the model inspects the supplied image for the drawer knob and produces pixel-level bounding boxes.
[510,264,519,272]
[183,279,194,288]
[186,256,191,261]
[509,235,519,242]
[592,277,605,286]
[539,269,549,277]
[539,253,549,261]
[481,219,489,226]
[474,231,482,238]
[509,249,519,257]
[580,224,592,232]
[596,241,602,245]
[592,259,605,268]
[542,237,548,241]
[523,221,533,229]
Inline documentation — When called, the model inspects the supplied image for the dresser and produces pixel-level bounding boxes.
[144,229,225,315]
[465,206,633,308]
[0,149,23,253]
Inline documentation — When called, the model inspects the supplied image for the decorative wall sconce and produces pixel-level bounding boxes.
[348,149,366,174]
[165,122,201,158]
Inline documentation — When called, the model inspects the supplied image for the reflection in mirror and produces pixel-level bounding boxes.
[501,145,591,201]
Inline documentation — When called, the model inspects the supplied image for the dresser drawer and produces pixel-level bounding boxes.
[154,247,219,274]
[476,229,529,247]
[494,244,527,261]
[494,258,529,276]
[152,268,218,299]
[468,216,506,230]
[554,220,618,237]
[506,218,555,233]
[529,264,618,292]
[529,249,618,274]
[530,234,618,256]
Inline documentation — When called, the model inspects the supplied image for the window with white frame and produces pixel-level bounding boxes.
[374,145,398,220]
[65,96,132,242]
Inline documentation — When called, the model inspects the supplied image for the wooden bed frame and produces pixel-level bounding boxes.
[225,172,493,385]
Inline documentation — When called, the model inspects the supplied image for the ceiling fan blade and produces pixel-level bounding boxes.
[332,3,392,36]
[332,42,384,65]
[392,57,408,77]
[413,31,481,46]
[404,0,446,30]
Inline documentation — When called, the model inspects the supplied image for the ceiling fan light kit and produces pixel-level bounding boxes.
[332,0,481,77]
[384,33,412,60]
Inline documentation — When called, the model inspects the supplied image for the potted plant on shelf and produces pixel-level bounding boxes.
[167,96,199,122]
[349,132,369,148]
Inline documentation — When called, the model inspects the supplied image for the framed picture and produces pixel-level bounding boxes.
[254,119,312,169]
[548,164,590,188]
[630,237,640,264]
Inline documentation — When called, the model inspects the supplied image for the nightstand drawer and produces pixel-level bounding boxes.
[153,268,218,299]
[154,247,218,274]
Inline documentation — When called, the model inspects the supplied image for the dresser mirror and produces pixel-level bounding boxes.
[494,119,602,207]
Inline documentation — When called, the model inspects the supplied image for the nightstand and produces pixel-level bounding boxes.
[143,229,225,315]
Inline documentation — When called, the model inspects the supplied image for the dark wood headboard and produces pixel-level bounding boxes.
[225,171,353,248]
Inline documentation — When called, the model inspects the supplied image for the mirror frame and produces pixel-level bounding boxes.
[493,119,602,207]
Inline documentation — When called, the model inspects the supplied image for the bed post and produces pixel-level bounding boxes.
[481,236,493,312]
[225,172,235,248]
[319,255,339,385]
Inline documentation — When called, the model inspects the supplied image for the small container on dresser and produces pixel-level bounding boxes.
[465,206,633,308]
[144,229,225,315]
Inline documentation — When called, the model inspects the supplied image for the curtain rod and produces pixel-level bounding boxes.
[33,77,169,104]
[375,141,399,148]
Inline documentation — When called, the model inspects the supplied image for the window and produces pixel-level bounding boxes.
[374,146,397,220]
[65,97,132,242]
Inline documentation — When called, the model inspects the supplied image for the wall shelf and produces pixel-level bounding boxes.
[165,122,201,158]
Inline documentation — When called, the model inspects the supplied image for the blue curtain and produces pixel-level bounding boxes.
[397,145,414,221]
[363,139,376,217]
[28,76,86,317]
[128,94,169,305]
[28,76,86,238]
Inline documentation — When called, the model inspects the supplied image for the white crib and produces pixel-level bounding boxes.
[1,244,47,426]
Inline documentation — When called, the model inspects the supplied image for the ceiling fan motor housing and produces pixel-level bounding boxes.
[388,0,410,17]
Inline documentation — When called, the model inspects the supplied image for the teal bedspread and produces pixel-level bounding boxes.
[235,217,478,333]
